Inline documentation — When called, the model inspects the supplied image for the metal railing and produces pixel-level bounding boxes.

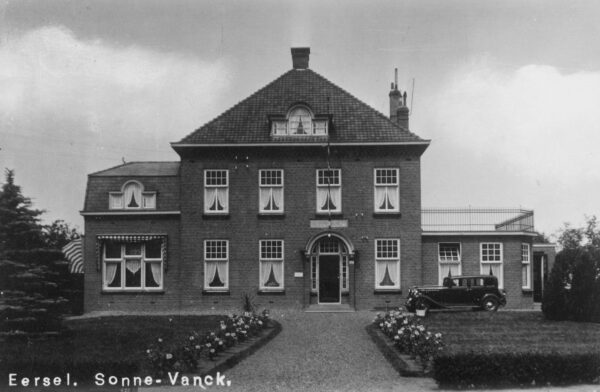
[422,208,535,232]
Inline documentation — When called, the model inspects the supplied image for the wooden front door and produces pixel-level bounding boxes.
[318,255,340,303]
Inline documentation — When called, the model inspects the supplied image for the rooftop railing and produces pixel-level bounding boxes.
[422,208,535,232]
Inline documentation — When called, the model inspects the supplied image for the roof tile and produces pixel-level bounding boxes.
[175,69,425,145]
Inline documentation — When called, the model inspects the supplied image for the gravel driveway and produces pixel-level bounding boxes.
[141,310,598,392]
[143,310,437,392]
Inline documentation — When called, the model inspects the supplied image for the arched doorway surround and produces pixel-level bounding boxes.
[304,232,356,305]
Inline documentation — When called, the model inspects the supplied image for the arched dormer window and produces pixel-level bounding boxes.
[109,181,156,210]
[271,105,328,136]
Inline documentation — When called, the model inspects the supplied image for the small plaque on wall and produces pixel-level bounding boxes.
[294,272,303,278]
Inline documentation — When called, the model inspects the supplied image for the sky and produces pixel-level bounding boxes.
[1,0,600,238]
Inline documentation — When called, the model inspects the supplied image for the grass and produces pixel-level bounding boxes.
[422,310,600,355]
[0,315,223,381]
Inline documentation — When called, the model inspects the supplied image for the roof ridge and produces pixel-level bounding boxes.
[305,69,424,141]
[174,70,296,144]
[89,161,180,176]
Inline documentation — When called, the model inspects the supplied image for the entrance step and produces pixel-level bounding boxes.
[305,303,354,313]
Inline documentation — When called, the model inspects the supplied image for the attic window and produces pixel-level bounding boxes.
[109,181,156,210]
[272,106,328,136]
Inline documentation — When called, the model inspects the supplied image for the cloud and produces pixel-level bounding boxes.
[0,26,230,227]
[429,59,600,183]
[421,58,600,234]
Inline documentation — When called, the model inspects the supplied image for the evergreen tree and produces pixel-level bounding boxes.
[0,169,45,253]
[0,170,82,333]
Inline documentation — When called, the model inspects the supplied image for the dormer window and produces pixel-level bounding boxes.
[109,181,156,210]
[271,106,328,136]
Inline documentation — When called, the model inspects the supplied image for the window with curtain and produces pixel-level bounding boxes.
[521,243,531,289]
[374,168,399,213]
[259,240,284,291]
[259,170,284,214]
[438,243,461,285]
[108,181,156,210]
[102,239,163,291]
[375,239,400,290]
[288,107,313,135]
[316,169,341,214]
[480,242,503,289]
[204,170,229,214]
[271,106,328,136]
[204,240,229,291]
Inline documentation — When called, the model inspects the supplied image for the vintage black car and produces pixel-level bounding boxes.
[405,275,507,314]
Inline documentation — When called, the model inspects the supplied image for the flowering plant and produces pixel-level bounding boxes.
[146,309,271,376]
[374,309,444,370]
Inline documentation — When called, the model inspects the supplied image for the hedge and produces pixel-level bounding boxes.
[433,352,600,388]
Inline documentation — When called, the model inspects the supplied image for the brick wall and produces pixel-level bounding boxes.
[422,235,535,309]
[177,145,424,311]
[83,216,181,312]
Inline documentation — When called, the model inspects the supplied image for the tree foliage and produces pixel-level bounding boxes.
[543,216,600,322]
[0,169,83,334]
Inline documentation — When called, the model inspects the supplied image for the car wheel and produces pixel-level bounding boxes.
[482,297,499,312]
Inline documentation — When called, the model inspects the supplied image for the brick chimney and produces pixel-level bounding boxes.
[389,68,409,129]
[291,47,310,69]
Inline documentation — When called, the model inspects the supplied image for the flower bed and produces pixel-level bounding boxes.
[146,310,271,378]
[373,310,444,371]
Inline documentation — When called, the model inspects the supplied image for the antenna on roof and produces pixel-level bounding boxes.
[409,78,415,116]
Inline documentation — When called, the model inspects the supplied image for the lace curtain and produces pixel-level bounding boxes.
[260,260,283,288]
[317,187,340,212]
[205,188,228,212]
[376,260,399,288]
[481,263,503,288]
[260,188,283,211]
[375,186,398,211]
[206,261,228,288]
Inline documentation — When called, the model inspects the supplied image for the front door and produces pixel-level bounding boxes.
[318,255,340,303]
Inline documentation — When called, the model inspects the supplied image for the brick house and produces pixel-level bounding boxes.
[81,48,553,312]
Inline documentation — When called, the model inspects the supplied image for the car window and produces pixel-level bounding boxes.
[483,277,496,287]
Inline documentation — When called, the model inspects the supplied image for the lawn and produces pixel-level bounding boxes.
[422,310,600,355]
[0,315,223,382]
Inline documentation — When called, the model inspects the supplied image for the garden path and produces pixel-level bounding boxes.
[145,310,437,392]
[141,310,599,392]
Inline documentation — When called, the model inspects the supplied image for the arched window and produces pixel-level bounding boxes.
[109,181,156,210]
[288,107,313,135]
[271,105,328,136]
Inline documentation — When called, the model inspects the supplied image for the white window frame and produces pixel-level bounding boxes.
[271,106,328,136]
[108,180,156,210]
[480,242,503,289]
[259,240,285,291]
[373,168,400,213]
[204,170,229,215]
[102,241,163,291]
[374,239,401,290]
[438,242,462,285]
[521,243,531,289]
[258,169,284,214]
[316,168,342,214]
[204,240,229,291]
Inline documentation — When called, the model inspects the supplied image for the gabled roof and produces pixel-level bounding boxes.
[89,162,180,177]
[173,69,428,147]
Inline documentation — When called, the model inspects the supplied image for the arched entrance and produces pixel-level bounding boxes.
[305,233,355,304]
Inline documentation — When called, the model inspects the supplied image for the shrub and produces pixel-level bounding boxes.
[373,310,444,369]
[543,247,600,322]
[433,351,600,388]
